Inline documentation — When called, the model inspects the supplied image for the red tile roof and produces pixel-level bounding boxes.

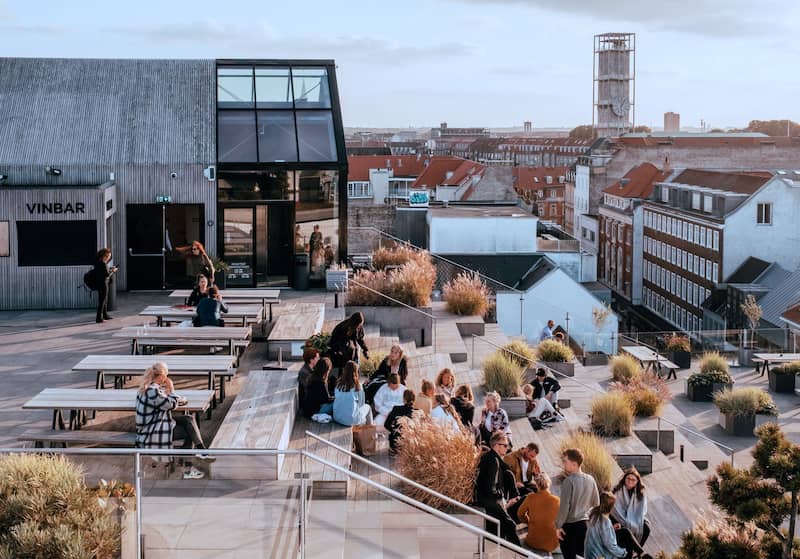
[670,169,773,194]
[602,162,670,198]
[513,166,569,191]
[781,302,800,328]
[413,157,486,188]
[347,155,430,181]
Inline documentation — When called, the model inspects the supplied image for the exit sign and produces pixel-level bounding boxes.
[156,195,172,203]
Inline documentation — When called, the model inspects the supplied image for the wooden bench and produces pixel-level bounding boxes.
[655,358,679,380]
[604,435,653,475]
[210,370,298,480]
[298,417,353,497]
[18,429,136,448]
[267,303,325,360]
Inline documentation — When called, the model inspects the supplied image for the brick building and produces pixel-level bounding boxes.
[513,166,569,225]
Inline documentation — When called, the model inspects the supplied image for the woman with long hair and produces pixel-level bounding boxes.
[177,240,214,285]
[365,344,407,406]
[303,357,335,419]
[135,362,209,479]
[187,274,210,306]
[585,491,651,559]
[92,248,117,323]
[611,468,651,550]
[429,394,461,432]
[333,361,373,426]
[479,391,512,448]
[434,368,456,398]
[328,312,369,371]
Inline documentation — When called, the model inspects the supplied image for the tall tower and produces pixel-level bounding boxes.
[593,33,635,138]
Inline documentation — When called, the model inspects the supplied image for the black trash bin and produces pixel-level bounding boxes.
[107,274,117,312]
[294,253,309,291]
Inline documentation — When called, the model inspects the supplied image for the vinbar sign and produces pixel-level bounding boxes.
[26,202,86,214]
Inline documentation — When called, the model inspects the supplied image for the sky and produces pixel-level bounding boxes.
[0,0,798,129]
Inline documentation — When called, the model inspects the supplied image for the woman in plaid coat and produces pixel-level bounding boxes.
[135,362,209,479]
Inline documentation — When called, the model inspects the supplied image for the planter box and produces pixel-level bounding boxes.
[503,397,528,418]
[326,270,348,292]
[668,349,691,370]
[544,361,575,377]
[768,370,797,393]
[719,411,755,436]
[755,414,778,432]
[583,352,608,366]
[346,305,434,347]
[686,382,732,402]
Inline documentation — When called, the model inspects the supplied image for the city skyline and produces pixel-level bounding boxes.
[0,0,798,129]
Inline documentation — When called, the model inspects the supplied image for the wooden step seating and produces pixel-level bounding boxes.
[267,303,325,360]
[431,302,475,364]
[210,369,297,480]
[290,417,353,498]
[603,434,654,475]
[18,429,136,448]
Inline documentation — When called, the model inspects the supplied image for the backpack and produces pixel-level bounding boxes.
[529,417,544,431]
[83,269,98,291]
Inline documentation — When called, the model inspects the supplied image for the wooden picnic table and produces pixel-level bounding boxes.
[621,346,679,379]
[22,388,215,430]
[169,289,280,321]
[139,304,263,327]
[72,354,237,402]
[112,326,251,356]
[753,352,800,375]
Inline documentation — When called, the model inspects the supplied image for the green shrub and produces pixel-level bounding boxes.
[305,331,331,354]
[678,519,762,559]
[501,339,537,370]
[771,361,800,375]
[610,354,642,384]
[665,333,691,353]
[443,272,490,316]
[360,351,386,379]
[687,369,734,388]
[560,431,616,491]
[591,392,634,436]
[483,352,525,397]
[536,339,575,363]
[0,454,121,558]
[714,388,778,417]
[699,351,729,375]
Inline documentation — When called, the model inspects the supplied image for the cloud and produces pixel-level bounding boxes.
[451,0,789,38]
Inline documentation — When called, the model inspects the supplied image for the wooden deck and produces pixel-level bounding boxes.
[267,303,325,359]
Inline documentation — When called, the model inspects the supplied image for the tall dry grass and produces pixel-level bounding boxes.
[360,351,387,378]
[394,417,480,509]
[610,354,642,383]
[482,352,524,397]
[372,245,431,270]
[699,351,729,375]
[501,340,537,370]
[590,392,634,436]
[610,371,672,417]
[443,272,490,316]
[536,339,575,363]
[560,431,616,491]
[347,258,436,308]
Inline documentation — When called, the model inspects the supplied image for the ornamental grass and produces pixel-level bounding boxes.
[482,351,524,397]
[590,392,634,436]
[346,258,436,308]
[536,339,575,363]
[610,371,671,417]
[443,272,490,317]
[501,339,537,370]
[372,245,431,270]
[394,417,480,509]
[699,351,729,375]
[360,351,386,379]
[610,354,642,384]
[714,387,778,417]
[560,431,616,491]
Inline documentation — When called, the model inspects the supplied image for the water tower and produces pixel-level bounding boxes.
[593,33,635,138]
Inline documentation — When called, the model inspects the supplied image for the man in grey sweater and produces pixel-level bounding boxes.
[555,448,600,559]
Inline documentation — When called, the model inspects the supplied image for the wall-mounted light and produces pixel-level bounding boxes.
[45,166,62,176]
[0,174,6,182]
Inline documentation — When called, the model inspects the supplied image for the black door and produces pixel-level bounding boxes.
[267,204,292,283]
[126,204,165,290]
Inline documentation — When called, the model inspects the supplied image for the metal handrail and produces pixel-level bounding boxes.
[348,277,438,351]
[304,430,500,535]
[0,446,542,559]
[470,334,737,463]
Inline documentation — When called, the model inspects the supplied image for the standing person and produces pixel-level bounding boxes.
[297,348,320,411]
[434,368,456,398]
[93,248,117,323]
[584,491,651,559]
[532,368,564,417]
[540,319,556,342]
[373,373,405,426]
[479,391,512,448]
[328,312,369,374]
[193,286,228,327]
[474,431,521,545]
[303,357,335,419]
[556,448,600,559]
[186,274,210,306]
[384,389,421,453]
[176,241,214,286]
[430,394,461,433]
[611,468,651,551]
[135,362,210,480]
[414,379,436,416]
[333,361,373,426]
[309,224,325,279]
[517,474,561,554]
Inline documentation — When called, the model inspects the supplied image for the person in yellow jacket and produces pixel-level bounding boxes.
[517,474,560,554]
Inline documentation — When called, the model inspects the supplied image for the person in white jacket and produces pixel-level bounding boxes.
[373,373,406,426]
[430,394,461,433]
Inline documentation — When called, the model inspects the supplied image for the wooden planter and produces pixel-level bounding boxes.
[719,411,755,437]
[686,381,732,402]
[544,361,575,377]
[345,305,434,348]
[583,352,609,366]
[768,370,797,393]
[326,269,348,292]
[668,349,691,369]
[503,397,528,418]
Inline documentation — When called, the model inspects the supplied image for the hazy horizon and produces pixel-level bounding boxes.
[1,0,797,130]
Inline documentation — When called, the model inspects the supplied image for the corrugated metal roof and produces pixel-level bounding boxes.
[726,257,771,284]
[0,58,215,165]
[758,268,800,326]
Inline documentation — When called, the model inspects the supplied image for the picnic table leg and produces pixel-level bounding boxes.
[52,409,65,430]
[220,376,227,403]
[96,371,105,389]
[208,373,218,409]
[763,361,770,376]
[667,368,677,380]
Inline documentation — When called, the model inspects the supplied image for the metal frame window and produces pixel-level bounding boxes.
[757,202,772,225]
[0,221,8,257]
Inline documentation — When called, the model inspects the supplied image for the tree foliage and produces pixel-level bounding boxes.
[569,124,595,141]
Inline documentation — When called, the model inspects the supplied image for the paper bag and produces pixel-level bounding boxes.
[352,424,377,456]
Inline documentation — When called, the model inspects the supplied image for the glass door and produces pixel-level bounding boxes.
[222,208,255,287]
[126,204,165,290]
[255,203,292,287]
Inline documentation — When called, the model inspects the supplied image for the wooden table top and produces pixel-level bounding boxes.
[73,355,237,373]
[753,352,800,361]
[112,326,251,340]
[622,345,662,362]
[169,289,280,300]
[22,388,214,412]
[139,304,263,318]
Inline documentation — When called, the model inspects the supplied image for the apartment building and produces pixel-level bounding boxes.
[641,169,800,332]
[513,166,569,226]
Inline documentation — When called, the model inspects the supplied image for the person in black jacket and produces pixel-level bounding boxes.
[93,248,117,323]
[383,389,419,453]
[187,274,211,306]
[303,357,335,419]
[327,312,369,372]
[193,286,228,327]
[532,368,562,412]
[365,344,408,407]
[474,431,521,545]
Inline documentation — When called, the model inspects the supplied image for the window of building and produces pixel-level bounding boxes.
[691,192,701,210]
[699,227,706,247]
[703,195,713,213]
[550,204,557,216]
[682,222,688,240]
[757,203,773,225]
[713,262,719,282]
[688,283,694,306]
[17,220,96,266]
[0,221,7,257]
[706,260,712,281]
[590,230,595,242]
[661,187,669,203]
[699,256,705,277]
[218,67,256,108]
[693,224,699,244]
[712,230,719,250]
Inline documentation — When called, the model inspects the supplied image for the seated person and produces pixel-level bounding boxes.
[503,442,542,493]
[365,344,408,406]
[373,373,405,426]
[414,379,435,415]
[302,357,335,419]
[430,394,461,433]
[186,274,211,306]
[479,391,512,448]
[193,286,228,327]
[517,474,560,554]
[521,383,559,423]
[532,367,563,416]
[451,384,476,427]
[435,368,456,398]
[297,348,320,411]
[384,389,421,453]
[135,362,212,480]
[333,361,373,426]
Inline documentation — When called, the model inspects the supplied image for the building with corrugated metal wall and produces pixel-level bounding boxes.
[0,58,348,309]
